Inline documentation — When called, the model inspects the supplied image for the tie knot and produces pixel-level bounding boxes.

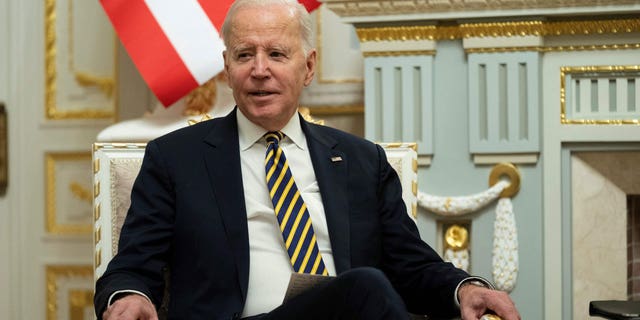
[265,131,284,145]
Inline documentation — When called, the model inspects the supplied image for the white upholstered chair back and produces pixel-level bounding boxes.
[92,141,419,280]
[93,143,147,280]
[379,142,418,221]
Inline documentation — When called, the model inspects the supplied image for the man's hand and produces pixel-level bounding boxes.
[458,283,520,320]
[102,294,158,320]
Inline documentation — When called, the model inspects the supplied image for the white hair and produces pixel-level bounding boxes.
[220,0,313,55]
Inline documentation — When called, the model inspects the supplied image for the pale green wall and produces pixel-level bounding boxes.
[366,40,544,318]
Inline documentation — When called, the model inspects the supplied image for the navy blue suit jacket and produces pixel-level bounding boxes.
[94,109,469,319]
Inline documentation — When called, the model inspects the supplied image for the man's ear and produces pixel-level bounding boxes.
[304,49,317,86]
[223,50,231,87]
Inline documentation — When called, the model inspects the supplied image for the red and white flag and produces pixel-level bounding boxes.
[100,0,322,107]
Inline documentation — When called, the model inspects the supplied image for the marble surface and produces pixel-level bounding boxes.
[571,152,640,319]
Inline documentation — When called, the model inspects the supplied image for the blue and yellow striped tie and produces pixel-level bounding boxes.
[264,131,328,275]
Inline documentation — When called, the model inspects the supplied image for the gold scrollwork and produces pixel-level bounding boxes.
[46,265,93,320]
[560,65,640,125]
[356,25,438,42]
[459,21,545,38]
[74,72,115,98]
[70,181,92,203]
[45,0,116,120]
[544,18,640,36]
[69,289,94,320]
[67,0,115,98]
[489,163,520,198]
[445,224,469,250]
[46,152,93,234]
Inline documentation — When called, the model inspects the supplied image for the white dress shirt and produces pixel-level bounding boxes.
[237,110,337,317]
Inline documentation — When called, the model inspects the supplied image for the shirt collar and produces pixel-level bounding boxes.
[237,109,307,151]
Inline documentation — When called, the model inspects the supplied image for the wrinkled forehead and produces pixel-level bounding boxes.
[227,6,301,49]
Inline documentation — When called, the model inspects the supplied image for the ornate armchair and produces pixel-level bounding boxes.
[92,141,419,278]
[92,139,499,319]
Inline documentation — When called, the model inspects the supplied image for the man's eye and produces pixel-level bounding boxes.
[237,53,251,60]
[270,52,285,58]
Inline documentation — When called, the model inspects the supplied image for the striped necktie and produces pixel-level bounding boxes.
[264,131,328,275]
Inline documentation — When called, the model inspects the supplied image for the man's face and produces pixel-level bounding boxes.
[223,4,315,131]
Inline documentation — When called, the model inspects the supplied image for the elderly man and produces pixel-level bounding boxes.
[94,0,520,319]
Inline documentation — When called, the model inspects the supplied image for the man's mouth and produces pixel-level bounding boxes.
[251,90,274,96]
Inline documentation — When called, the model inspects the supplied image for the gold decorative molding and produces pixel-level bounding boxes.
[69,290,94,320]
[412,203,417,219]
[325,0,640,17]
[445,224,469,250]
[94,226,101,245]
[356,18,640,42]
[93,142,148,151]
[45,0,116,120]
[67,0,115,97]
[46,152,93,234]
[357,25,439,42]
[378,142,418,152]
[545,18,640,36]
[70,182,92,203]
[46,265,93,320]
[560,65,640,125]
[465,43,640,53]
[362,50,436,57]
[94,181,100,198]
[95,248,101,268]
[459,21,545,38]
[489,162,521,198]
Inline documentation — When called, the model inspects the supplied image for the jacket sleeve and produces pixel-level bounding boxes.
[374,144,469,317]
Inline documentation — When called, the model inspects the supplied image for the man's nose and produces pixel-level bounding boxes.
[251,54,270,78]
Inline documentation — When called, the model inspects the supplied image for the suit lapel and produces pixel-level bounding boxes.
[301,118,351,273]
[202,109,250,300]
